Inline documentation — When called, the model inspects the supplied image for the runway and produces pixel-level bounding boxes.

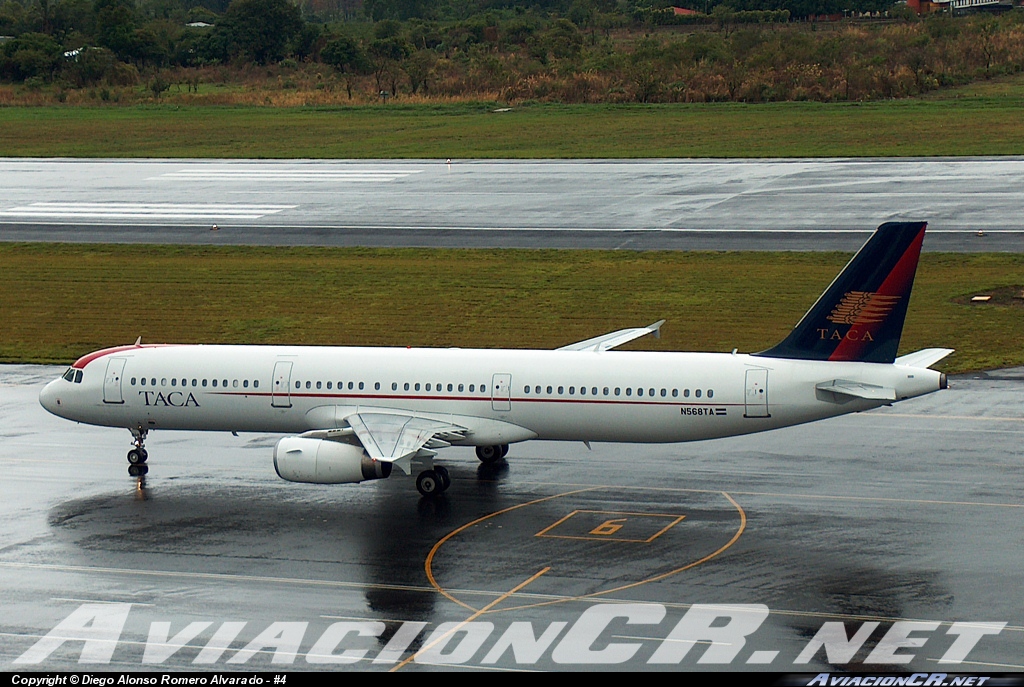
[2,364,1023,671]
[2,158,1023,251]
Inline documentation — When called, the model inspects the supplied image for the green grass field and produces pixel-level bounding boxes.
[2,244,1021,372]
[2,76,1024,157]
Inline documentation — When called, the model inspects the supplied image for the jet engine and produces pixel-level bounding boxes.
[273,437,392,484]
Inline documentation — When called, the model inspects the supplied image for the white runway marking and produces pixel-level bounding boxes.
[0,202,297,220]
[153,168,422,182]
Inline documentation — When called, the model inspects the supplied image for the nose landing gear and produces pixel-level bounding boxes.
[127,427,149,477]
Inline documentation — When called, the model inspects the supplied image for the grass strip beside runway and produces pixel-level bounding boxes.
[1,244,1021,373]
[2,83,1024,158]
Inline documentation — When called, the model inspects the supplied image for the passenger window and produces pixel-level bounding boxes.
[649,388,655,397]
[404,382,410,391]
[327,382,332,389]
[546,386,552,394]
[684,389,690,398]
[244,380,249,388]
[202,379,208,387]
[392,382,398,391]
[415,383,421,391]
[661,389,666,397]
[140,377,146,386]
[348,382,354,390]
[448,384,454,392]
[426,383,432,391]
[171,379,177,387]
[161,378,167,386]
[603,387,609,396]
[131,377,137,385]
[305,381,310,389]
[626,388,632,396]
[557,386,564,394]
[672,389,678,397]
[592,387,598,395]
[375,382,380,390]
[535,386,541,394]
[615,387,620,395]
[358,382,364,390]
[223,380,228,388]
[151,378,156,386]
[458,384,464,392]
[253,380,258,389]
[213,379,218,388]
[695,389,702,398]
[295,381,300,389]
[192,379,198,387]
[481,385,486,392]
[637,388,643,397]
[524,386,530,394]
[316,381,322,390]
[469,384,475,392]
[708,389,714,398]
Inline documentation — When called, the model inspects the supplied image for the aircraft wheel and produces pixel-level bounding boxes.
[416,470,442,497]
[127,449,145,465]
[475,445,501,464]
[128,464,149,477]
[499,444,509,458]
[138,449,148,463]
[434,465,451,491]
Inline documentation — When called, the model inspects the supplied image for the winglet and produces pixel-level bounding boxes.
[134,336,142,346]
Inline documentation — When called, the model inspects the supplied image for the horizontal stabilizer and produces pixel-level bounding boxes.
[559,320,665,353]
[895,348,954,369]
[816,380,896,401]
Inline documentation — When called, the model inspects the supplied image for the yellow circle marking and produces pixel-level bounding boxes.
[424,488,746,614]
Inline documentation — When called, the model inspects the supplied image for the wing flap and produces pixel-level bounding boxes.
[345,413,468,463]
[558,320,665,352]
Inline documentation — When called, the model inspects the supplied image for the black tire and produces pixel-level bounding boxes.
[416,470,441,497]
[434,465,451,491]
[499,444,509,458]
[127,449,144,465]
[139,448,148,463]
[475,445,501,464]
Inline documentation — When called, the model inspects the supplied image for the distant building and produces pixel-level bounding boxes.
[950,0,1014,12]
[186,21,214,27]
[906,0,951,12]
[671,6,700,15]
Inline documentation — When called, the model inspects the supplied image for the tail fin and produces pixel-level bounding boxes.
[756,221,926,364]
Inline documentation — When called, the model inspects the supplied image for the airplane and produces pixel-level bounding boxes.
[39,221,952,497]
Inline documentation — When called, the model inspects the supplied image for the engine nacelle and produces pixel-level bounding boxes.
[273,437,392,484]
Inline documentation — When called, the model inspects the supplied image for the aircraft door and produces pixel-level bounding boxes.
[103,357,127,404]
[272,361,293,408]
[744,368,770,418]
[491,373,512,412]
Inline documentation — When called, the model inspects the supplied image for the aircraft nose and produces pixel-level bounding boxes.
[39,379,63,416]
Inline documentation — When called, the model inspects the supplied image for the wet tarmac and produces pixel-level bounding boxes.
[2,365,1022,671]
[2,158,1023,251]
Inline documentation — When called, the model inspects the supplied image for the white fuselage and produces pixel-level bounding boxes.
[39,344,945,445]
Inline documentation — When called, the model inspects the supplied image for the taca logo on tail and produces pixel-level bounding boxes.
[757,221,927,364]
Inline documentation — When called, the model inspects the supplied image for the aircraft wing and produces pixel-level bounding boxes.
[558,320,665,352]
[895,348,954,369]
[313,413,467,476]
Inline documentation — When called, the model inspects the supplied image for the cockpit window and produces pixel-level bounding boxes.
[62,368,75,382]
[74,370,83,383]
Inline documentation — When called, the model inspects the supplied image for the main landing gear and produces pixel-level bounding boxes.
[416,465,451,497]
[127,427,149,477]
[475,444,509,465]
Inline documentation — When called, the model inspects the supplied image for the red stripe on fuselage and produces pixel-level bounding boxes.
[828,225,925,362]
[72,344,181,369]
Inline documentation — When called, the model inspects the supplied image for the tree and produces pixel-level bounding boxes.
[222,0,304,64]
